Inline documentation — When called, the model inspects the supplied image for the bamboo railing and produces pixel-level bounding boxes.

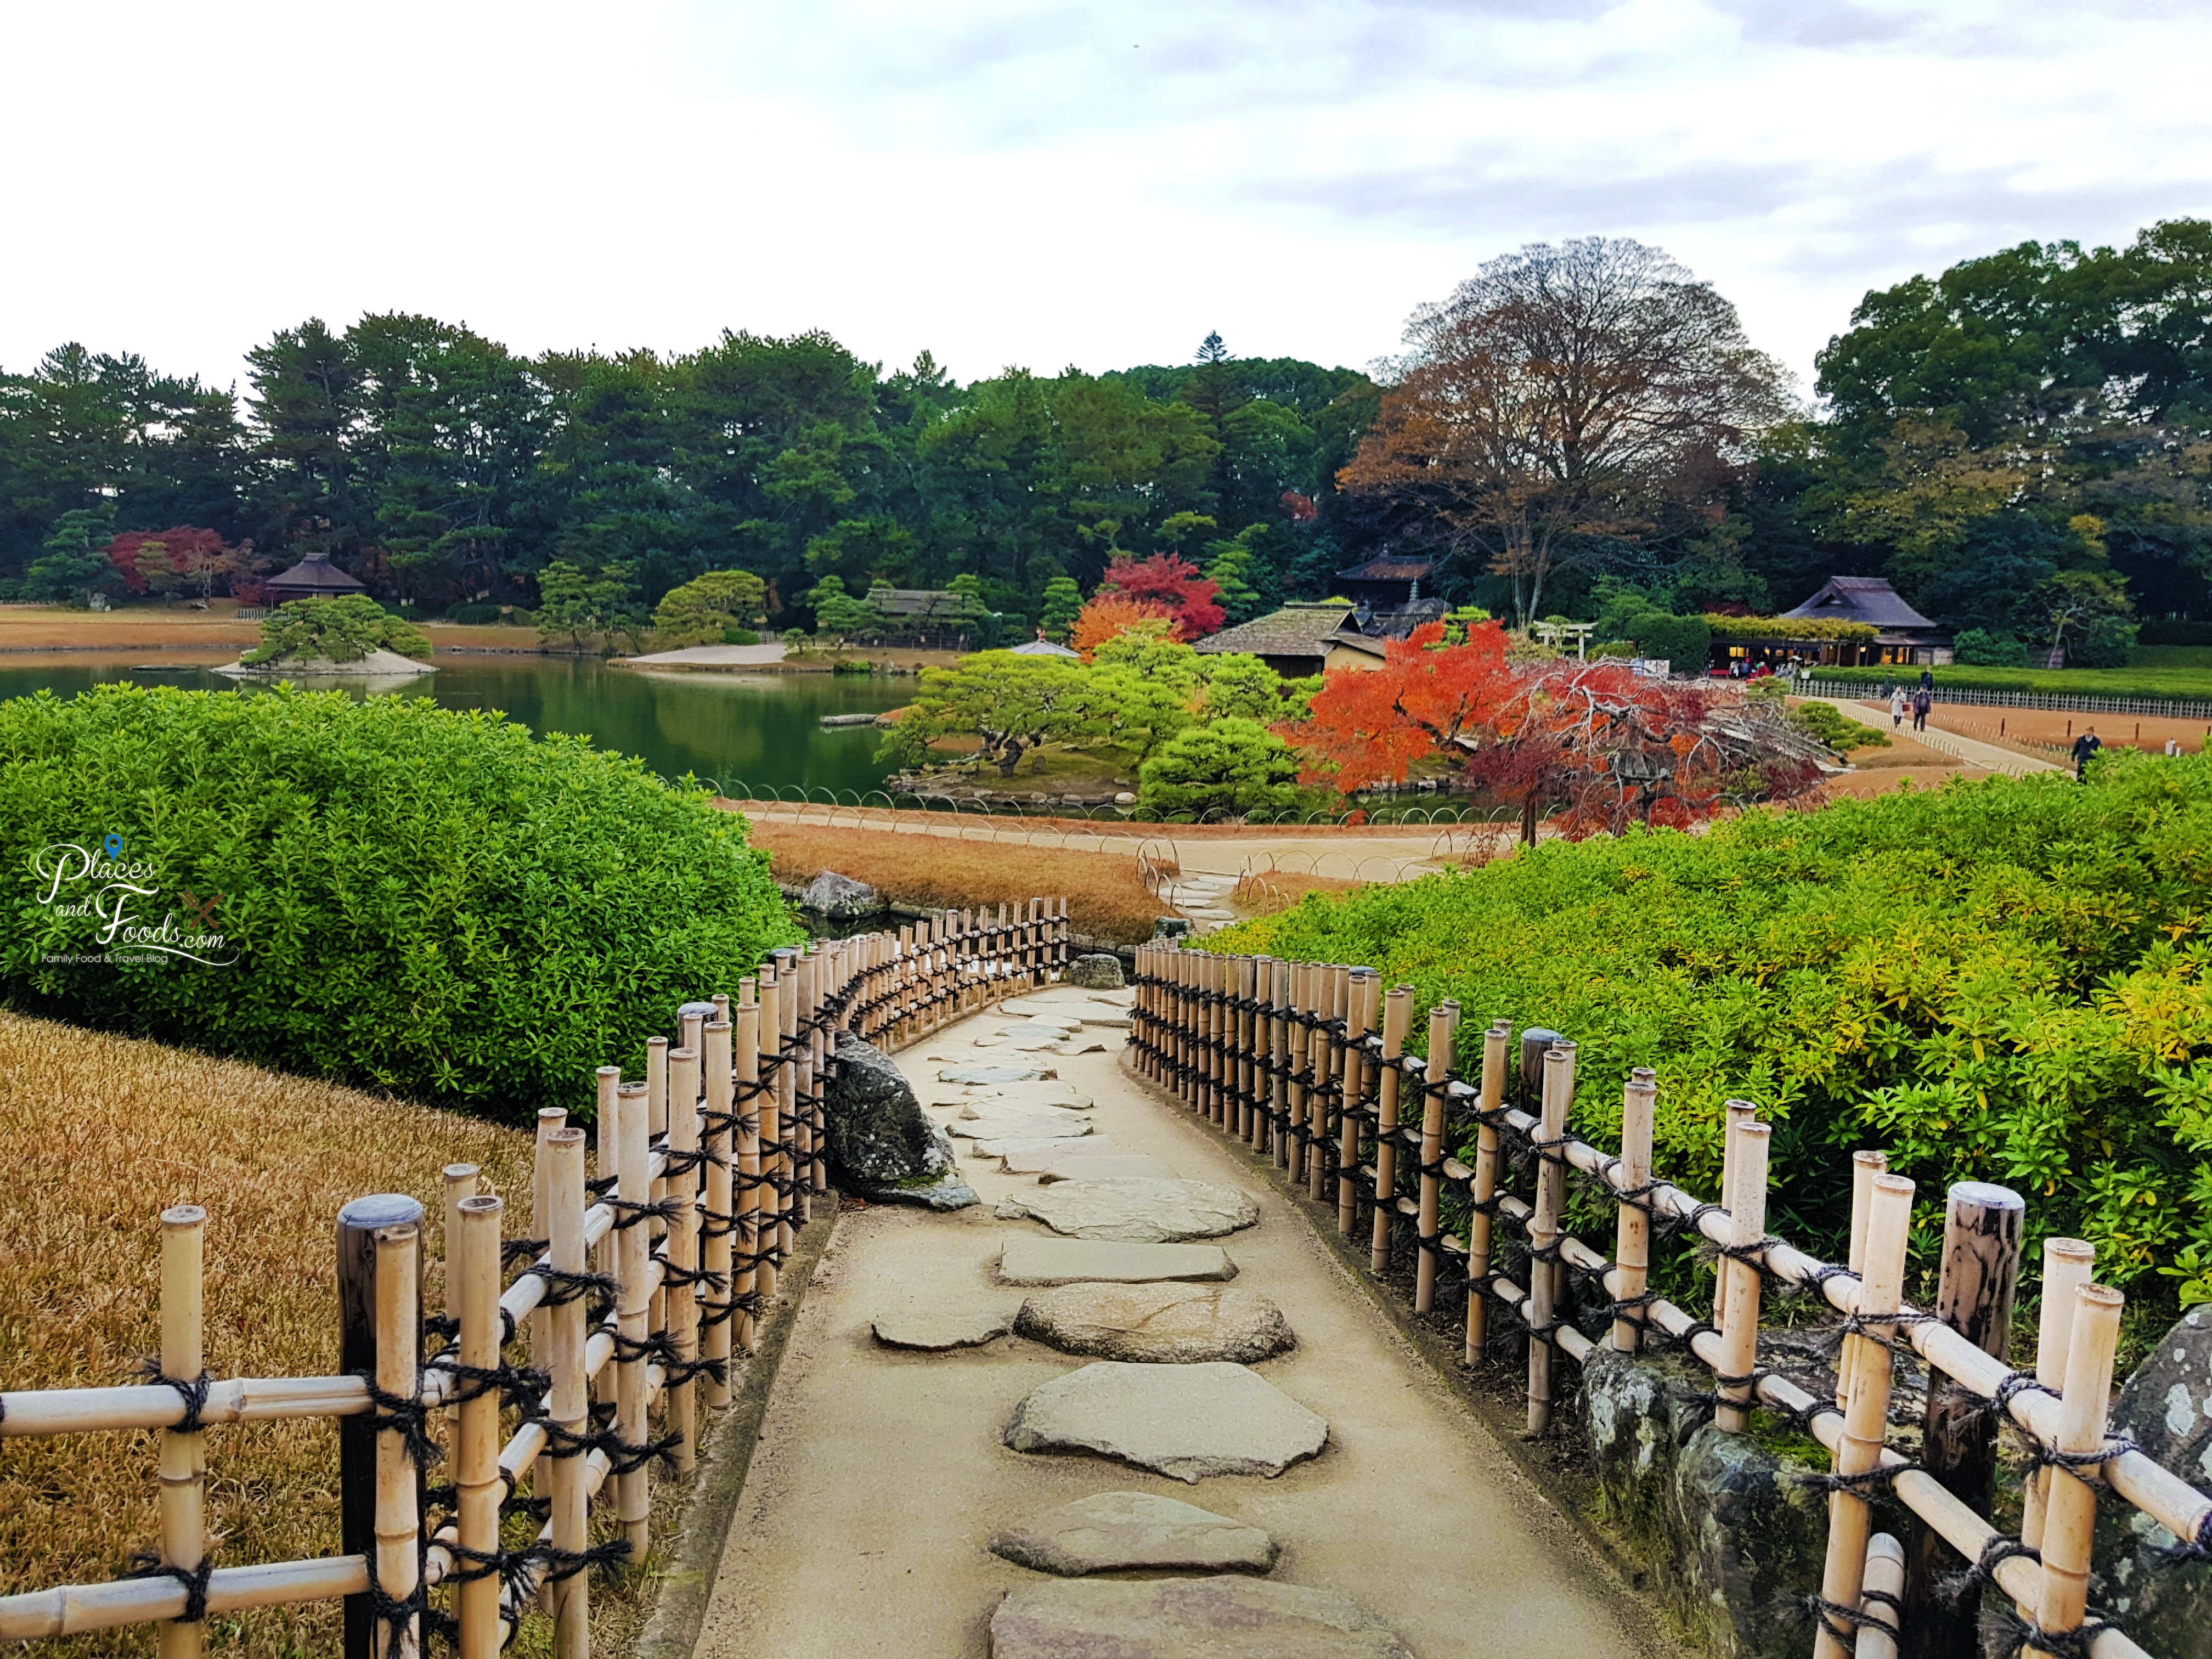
[1130,941,2212,1659]
[0,901,1069,1657]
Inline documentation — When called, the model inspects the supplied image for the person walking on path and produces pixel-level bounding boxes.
[1889,686,1907,729]
[2073,725,2103,781]
[1911,687,1932,733]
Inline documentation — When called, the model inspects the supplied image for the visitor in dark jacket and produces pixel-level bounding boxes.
[2072,727,2102,781]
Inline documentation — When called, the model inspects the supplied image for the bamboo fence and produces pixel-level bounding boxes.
[1130,941,2212,1659]
[0,900,1070,1657]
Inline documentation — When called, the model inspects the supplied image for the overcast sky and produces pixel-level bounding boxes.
[4,0,2208,402]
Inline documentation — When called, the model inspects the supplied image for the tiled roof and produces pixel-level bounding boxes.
[1009,637,1080,657]
[1336,554,1435,582]
[1190,603,1358,657]
[267,554,366,593]
[1779,577,1942,631]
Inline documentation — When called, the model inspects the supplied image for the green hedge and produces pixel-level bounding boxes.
[0,685,802,1120]
[1209,754,2212,1304]
[1810,661,2212,702]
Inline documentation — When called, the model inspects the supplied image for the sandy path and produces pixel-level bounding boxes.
[693,998,1661,1659]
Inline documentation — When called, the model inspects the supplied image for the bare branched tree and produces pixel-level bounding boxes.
[1339,238,1792,627]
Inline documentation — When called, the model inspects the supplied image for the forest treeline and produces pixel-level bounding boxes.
[2,217,2207,639]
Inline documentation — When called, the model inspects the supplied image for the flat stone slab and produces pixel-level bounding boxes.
[989,1492,1277,1576]
[991,1578,1412,1657]
[958,1098,1091,1125]
[871,1308,1013,1350]
[998,1178,1260,1243]
[974,1136,1100,1161]
[1003,1361,1328,1482]
[1015,1283,1294,1364]
[965,1079,1094,1110]
[998,1237,1237,1286]
[1001,1017,1082,1034]
[950,1113,1094,1143]
[1039,1154,1173,1182]
[1048,1036,1110,1056]
[938,1063,1053,1085]
[1002,996,1135,1029]
[999,1139,1120,1173]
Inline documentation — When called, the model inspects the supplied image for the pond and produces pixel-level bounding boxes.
[0,654,912,796]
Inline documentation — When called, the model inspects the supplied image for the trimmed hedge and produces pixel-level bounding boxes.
[1209,754,2212,1304]
[0,685,802,1120]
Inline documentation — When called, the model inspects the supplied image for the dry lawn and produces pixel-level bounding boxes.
[747,820,1164,943]
[0,1014,658,1657]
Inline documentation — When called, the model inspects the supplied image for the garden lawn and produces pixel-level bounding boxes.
[1812,646,2212,702]
[1207,751,2212,1313]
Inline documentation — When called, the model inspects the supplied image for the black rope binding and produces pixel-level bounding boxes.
[126,1549,213,1624]
[138,1359,213,1433]
[354,1373,443,1471]
[1936,1532,2040,1607]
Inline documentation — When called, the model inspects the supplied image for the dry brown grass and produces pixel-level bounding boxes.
[0,1014,553,1657]
[748,820,1163,944]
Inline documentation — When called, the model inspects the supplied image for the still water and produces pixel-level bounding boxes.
[0,655,911,795]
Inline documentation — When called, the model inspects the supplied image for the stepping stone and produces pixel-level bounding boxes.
[1048,1036,1110,1056]
[1014,1283,1294,1363]
[1003,1361,1327,1482]
[956,1098,1091,1125]
[974,1136,1098,1161]
[939,1063,1053,1085]
[989,1492,1277,1576]
[1037,1154,1171,1182]
[951,1111,1093,1142]
[1001,1017,1082,1034]
[990,1579,1413,1657]
[998,1237,1237,1286]
[998,1139,1119,1173]
[998,1178,1259,1243]
[996,1022,1085,1050]
[966,1079,1094,1110]
[871,1308,1013,1350]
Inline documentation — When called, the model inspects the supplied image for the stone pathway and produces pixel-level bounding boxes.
[1808,695,2061,777]
[694,986,1661,1659]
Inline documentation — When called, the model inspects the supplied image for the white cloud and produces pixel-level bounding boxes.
[0,0,2205,396]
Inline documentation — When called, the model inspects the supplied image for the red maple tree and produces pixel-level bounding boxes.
[1069,594,1176,658]
[105,527,241,599]
[1278,622,1819,839]
[1096,554,1224,641]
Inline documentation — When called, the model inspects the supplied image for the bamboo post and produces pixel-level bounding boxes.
[1525,1041,1576,1436]
[452,1192,503,1659]
[1284,964,1309,1179]
[2033,1283,2125,1656]
[646,1035,670,1339]
[774,950,800,1263]
[589,1065,620,1423]
[2021,1238,2097,1553]
[703,1013,737,1400]
[338,1193,424,1659]
[808,945,829,1205]
[1311,966,1347,1202]
[733,990,764,1352]
[544,1127,589,1659]
[665,1043,701,1471]
[157,1205,207,1659]
[1414,1001,1459,1313]
[1839,1150,1888,1408]
[530,1110,565,1370]
[1612,1068,1656,1353]
[1903,1182,2024,1659]
[1235,957,1259,1144]
[1269,961,1291,1165]
[373,1219,422,1659]
[1339,972,1377,1236]
[1714,1119,1770,1434]
[614,1079,653,1558]
[757,963,786,1296]
[1370,985,1413,1273]
[1465,1019,1510,1362]
[1713,1098,1758,1325]
[1855,1534,1905,1659]
[1813,1171,1915,1659]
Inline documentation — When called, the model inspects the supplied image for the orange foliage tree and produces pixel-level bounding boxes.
[1277,621,1820,839]
[1070,593,1176,658]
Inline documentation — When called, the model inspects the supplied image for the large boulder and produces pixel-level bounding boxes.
[825,1029,976,1209]
[990,1579,1412,1658]
[800,870,883,920]
[1015,1282,1293,1363]
[1066,952,1126,990]
[2097,1306,2212,1657]
[1003,1360,1327,1481]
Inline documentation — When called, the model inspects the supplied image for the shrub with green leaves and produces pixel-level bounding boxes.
[1138,718,1304,819]
[1787,699,1890,752]
[1209,755,2212,1305]
[241,595,433,665]
[0,685,802,1121]
[1953,628,2028,667]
